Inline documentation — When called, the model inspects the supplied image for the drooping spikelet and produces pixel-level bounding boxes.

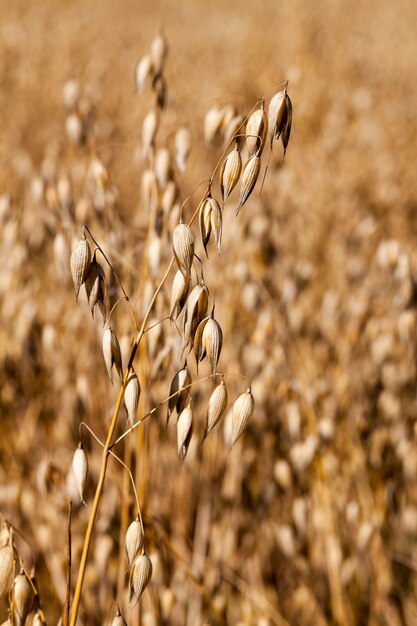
[204,379,228,440]
[70,232,91,301]
[129,551,152,605]
[102,326,123,383]
[72,443,88,504]
[219,143,242,206]
[167,364,191,425]
[230,388,255,448]
[173,222,194,276]
[125,369,141,428]
[169,269,190,321]
[177,399,193,461]
[12,570,34,626]
[236,154,261,215]
[245,105,268,157]
[125,516,144,567]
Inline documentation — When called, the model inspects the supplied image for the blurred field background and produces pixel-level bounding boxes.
[1,0,417,625]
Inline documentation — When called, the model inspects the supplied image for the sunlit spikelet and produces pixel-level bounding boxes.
[167,364,192,425]
[173,222,194,276]
[102,326,123,383]
[0,542,14,598]
[70,232,91,301]
[129,551,152,604]
[219,143,242,206]
[175,127,192,173]
[125,369,141,428]
[84,254,106,321]
[267,87,287,149]
[169,269,190,321]
[183,283,209,348]
[177,400,193,461]
[142,110,159,160]
[236,154,261,215]
[135,55,153,93]
[72,443,88,504]
[125,516,144,567]
[12,570,34,626]
[150,33,168,75]
[230,388,255,448]
[246,106,268,157]
[204,379,228,440]
[201,316,223,374]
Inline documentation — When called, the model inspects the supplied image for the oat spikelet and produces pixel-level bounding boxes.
[70,232,91,301]
[231,388,255,448]
[204,106,223,147]
[135,55,153,93]
[198,197,212,256]
[125,516,144,566]
[12,570,34,626]
[246,105,268,157]
[129,551,152,605]
[167,364,191,425]
[219,143,242,206]
[102,326,123,383]
[72,443,88,504]
[150,33,168,75]
[125,369,141,428]
[112,607,128,626]
[173,222,194,276]
[84,253,106,321]
[204,379,228,440]
[201,316,223,374]
[142,110,159,160]
[281,93,293,156]
[236,154,261,216]
[183,283,209,348]
[0,542,14,598]
[268,87,287,149]
[175,127,192,173]
[169,269,190,321]
[177,399,193,461]
[210,198,223,255]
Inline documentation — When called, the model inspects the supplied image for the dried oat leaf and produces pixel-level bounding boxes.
[12,570,34,626]
[201,316,223,374]
[167,364,192,425]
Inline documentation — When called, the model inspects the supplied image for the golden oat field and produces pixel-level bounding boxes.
[1,1,417,625]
